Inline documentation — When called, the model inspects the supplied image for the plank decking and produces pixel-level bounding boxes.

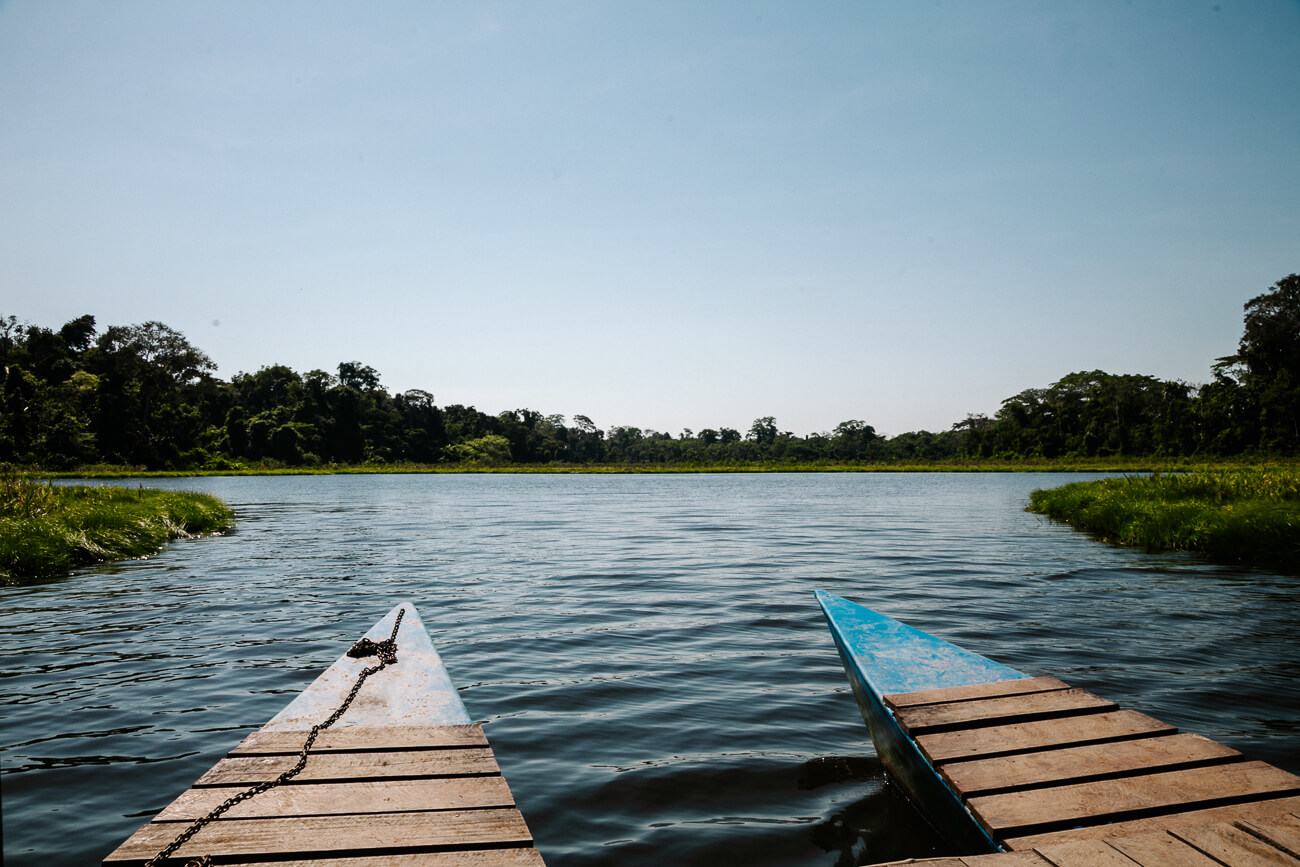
[102,724,544,866]
[882,677,1300,865]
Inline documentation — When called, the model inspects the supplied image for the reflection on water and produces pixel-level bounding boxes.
[1,473,1297,866]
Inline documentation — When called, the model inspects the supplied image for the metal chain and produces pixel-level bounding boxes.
[145,607,406,867]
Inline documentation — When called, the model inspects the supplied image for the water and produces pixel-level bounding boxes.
[2,473,1297,866]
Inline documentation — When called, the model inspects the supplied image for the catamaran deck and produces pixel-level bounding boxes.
[881,676,1300,866]
[103,722,544,865]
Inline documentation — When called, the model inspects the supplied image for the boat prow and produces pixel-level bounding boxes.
[263,601,472,730]
[817,589,1300,860]
[105,602,544,866]
[817,590,1024,851]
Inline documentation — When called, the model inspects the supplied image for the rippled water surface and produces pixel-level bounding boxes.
[3,473,1298,866]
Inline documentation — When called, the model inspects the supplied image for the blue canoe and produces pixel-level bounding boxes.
[816,590,1027,851]
[817,591,1300,857]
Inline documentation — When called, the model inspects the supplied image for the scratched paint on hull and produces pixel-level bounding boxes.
[815,591,1024,696]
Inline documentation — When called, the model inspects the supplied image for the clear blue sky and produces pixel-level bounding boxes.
[3,1,1297,437]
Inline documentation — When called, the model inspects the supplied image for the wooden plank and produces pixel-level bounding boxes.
[961,851,1054,866]
[970,761,1300,836]
[940,734,1242,798]
[886,678,1073,710]
[195,748,500,786]
[1105,830,1225,867]
[1174,822,1300,867]
[103,809,533,864]
[1033,839,1141,866]
[1240,813,1300,859]
[231,725,489,755]
[918,711,1176,763]
[156,776,516,820]
[209,853,546,867]
[1002,796,1300,850]
[895,690,1116,735]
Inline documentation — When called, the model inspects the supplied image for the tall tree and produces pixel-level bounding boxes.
[1236,274,1300,449]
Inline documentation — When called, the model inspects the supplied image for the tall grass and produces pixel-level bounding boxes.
[42,457,1290,477]
[0,471,235,583]
[1028,469,1300,567]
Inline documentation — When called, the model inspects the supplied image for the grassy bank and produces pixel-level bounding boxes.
[0,475,235,584]
[35,456,1299,478]
[1028,469,1300,568]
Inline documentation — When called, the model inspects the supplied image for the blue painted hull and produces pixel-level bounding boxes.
[816,591,1026,852]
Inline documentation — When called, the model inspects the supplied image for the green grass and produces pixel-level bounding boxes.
[39,456,1298,478]
[1028,468,1300,568]
[0,473,235,584]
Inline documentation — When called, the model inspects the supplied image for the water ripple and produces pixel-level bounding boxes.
[2,473,1297,866]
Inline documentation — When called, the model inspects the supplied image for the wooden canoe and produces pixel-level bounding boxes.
[817,589,1024,851]
[816,590,1300,860]
[104,602,545,866]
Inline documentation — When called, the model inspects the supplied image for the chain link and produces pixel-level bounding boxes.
[145,608,406,867]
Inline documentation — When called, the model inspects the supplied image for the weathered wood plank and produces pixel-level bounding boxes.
[1174,822,1300,867]
[1241,813,1300,859]
[970,761,1300,836]
[207,853,547,867]
[961,851,1054,865]
[895,690,1116,735]
[1032,838,1142,867]
[1002,796,1300,850]
[195,748,500,786]
[230,725,489,756]
[1105,830,1224,867]
[886,678,1073,710]
[918,711,1176,763]
[156,776,516,820]
[940,734,1242,798]
[103,809,533,864]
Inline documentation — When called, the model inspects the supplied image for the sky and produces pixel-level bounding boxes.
[2,1,1298,438]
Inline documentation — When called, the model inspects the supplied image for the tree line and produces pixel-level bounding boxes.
[2,274,1296,470]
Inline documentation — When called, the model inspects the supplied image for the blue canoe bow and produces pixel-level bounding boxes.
[816,590,1026,852]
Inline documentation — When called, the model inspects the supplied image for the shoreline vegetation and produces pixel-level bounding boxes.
[0,473,234,584]
[2,274,1296,574]
[2,274,1299,474]
[26,456,1300,478]
[1028,469,1300,569]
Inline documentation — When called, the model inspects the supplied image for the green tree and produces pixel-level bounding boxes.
[1235,274,1300,450]
[338,361,382,392]
[748,416,778,446]
[84,321,217,466]
[448,434,512,466]
[832,419,878,460]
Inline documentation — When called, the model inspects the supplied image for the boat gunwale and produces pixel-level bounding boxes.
[816,590,1026,853]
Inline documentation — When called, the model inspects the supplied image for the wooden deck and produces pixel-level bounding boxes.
[880,677,1300,864]
[103,724,544,866]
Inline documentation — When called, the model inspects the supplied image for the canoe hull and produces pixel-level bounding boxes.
[816,590,1024,852]
[264,601,472,731]
[104,601,545,866]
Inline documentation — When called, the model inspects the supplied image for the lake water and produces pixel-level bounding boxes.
[2,472,1298,866]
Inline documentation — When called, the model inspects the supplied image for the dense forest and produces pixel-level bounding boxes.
[2,275,1297,470]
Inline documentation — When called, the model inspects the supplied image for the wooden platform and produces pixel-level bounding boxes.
[884,812,1300,867]
[882,677,1300,863]
[103,724,545,866]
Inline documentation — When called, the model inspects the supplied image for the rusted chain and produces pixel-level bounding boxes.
[145,607,405,867]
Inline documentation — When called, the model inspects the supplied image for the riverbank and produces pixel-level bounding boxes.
[27,456,1300,478]
[1027,469,1300,568]
[0,476,235,584]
